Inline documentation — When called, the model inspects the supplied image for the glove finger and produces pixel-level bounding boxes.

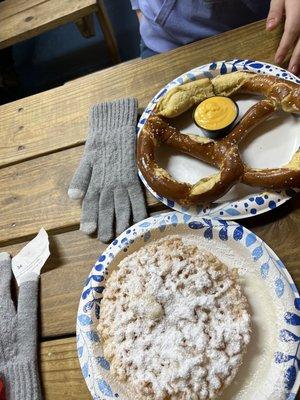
[17,280,39,355]
[128,184,148,223]
[0,252,12,298]
[68,157,92,200]
[80,185,99,235]
[0,253,16,319]
[114,187,131,235]
[98,188,115,243]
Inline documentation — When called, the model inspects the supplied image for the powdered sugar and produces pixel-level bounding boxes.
[184,234,251,276]
[98,236,251,400]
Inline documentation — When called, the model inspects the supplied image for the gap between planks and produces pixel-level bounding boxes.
[0,145,161,245]
[0,19,283,167]
[1,201,299,339]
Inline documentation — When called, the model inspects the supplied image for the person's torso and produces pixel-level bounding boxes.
[137,0,270,52]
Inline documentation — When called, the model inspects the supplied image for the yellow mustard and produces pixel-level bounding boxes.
[194,96,237,130]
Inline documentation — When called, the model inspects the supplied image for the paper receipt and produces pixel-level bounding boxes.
[12,228,50,285]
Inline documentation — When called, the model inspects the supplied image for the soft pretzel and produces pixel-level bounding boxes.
[156,71,300,116]
[242,150,300,189]
[138,72,300,206]
[156,78,214,117]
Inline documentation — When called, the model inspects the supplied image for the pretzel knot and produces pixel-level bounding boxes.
[137,72,300,206]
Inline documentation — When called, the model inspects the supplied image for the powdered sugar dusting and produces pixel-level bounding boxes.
[98,235,251,400]
[182,234,249,274]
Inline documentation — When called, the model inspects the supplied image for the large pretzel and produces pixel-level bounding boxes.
[137,72,300,206]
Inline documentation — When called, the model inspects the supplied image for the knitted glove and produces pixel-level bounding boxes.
[0,253,42,400]
[68,98,147,242]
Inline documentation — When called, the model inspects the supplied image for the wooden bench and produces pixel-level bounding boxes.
[0,0,120,64]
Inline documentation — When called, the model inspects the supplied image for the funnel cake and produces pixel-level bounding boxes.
[98,236,251,400]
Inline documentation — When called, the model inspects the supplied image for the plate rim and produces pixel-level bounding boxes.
[136,59,300,220]
[76,211,300,400]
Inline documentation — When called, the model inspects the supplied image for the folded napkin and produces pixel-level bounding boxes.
[0,253,42,400]
[68,98,147,242]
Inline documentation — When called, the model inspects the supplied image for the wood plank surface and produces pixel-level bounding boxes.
[41,317,300,400]
[0,19,283,167]
[1,229,106,338]
[0,195,298,339]
[41,337,90,399]
[0,0,54,20]
[0,0,48,20]
[0,18,298,399]
[0,19,298,341]
[0,0,96,49]
[0,145,159,245]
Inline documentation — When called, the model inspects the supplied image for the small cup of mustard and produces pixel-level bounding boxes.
[193,96,239,139]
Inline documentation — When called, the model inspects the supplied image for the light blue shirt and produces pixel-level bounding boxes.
[130,0,270,53]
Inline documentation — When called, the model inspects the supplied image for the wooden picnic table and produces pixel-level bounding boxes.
[0,19,299,399]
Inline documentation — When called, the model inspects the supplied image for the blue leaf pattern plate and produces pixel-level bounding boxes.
[77,212,300,399]
[137,60,300,219]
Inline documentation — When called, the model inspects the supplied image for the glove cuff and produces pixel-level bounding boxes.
[1,360,42,400]
[90,98,138,131]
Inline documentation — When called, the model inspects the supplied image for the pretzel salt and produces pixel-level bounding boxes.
[137,72,300,205]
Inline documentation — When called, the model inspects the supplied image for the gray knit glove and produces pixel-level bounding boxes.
[0,253,42,400]
[68,98,147,242]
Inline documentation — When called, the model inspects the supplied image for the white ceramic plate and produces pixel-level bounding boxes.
[77,212,300,400]
[137,60,300,219]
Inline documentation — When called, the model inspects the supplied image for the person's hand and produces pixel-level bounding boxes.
[266,0,300,75]
[136,9,142,22]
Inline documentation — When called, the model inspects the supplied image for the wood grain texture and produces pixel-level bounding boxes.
[0,145,158,245]
[0,0,96,49]
[0,19,298,340]
[40,337,90,399]
[0,19,283,167]
[0,19,298,400]
[41,318,300,400]
[0,196,299,339]
[0,0,48,20]
[38,199,300,400]
[1,214,164,338]
[1,229,107,338]
[39,333,300,400]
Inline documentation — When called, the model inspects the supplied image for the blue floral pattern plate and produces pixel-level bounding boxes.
[77,212,300,400]
[137,60,300,219]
